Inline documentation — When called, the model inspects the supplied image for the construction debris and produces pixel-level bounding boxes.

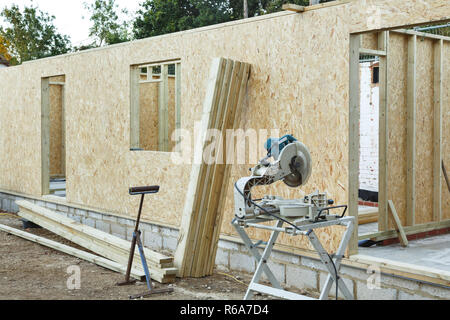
[16,200,176,283]
[0,223,144,280]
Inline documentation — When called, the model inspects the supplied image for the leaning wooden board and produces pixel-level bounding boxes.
[174,58,251,277]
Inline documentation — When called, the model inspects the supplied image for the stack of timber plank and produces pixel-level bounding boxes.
[16,200,176,283]
[174,57,251,277]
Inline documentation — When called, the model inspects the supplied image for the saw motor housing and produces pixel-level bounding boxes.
[234,137,336,221]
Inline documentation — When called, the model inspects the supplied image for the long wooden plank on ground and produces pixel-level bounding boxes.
[174,58,251,277]
[16,201,176,283]
[16,200,171,264]
[17,207,175,283]
[388,200,408,247]
[0,223,145,280]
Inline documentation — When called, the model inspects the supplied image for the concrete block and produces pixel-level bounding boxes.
[271,250,300,265]
[161,227,178,238]
[88,211,102,220]
[261,261,286,284]
[57,205,68,213]
[102,214,118,223]
[339,265,370,282]
[319,272,355,299]
[2,199,11,211]
[301,256,327,272]
[230,252,256,273]
[215,248,229,270]
[419,284,450,299]
[96,221,111,233]
[163,236,178,251]
[143,230,163,251]
[46,202,57,210]
[68,207,76,214]
[398,291,434,300]
[10,201,19,212]
[381,275,420,292]
[68,214,82,223]
[356,281,397,300]
[286,265,318,291]
[218,240,240,252]
[81,217,95,228]
[75,208,87,217]
[111,224,126,239]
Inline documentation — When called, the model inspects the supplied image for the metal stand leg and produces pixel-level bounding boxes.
[308,219,355,300]
[233,220,282,291]
[244,220,283,300]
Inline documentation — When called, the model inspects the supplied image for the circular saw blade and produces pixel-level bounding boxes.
[282,142,312,188]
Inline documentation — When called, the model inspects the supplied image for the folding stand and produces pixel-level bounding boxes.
[232,216,355,300]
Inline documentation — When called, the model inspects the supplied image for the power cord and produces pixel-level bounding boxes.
[234,182,341,300]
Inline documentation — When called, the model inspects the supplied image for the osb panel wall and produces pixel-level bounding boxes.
[49,75,65,176]
[386,33,408,227]
[387,35,450,228]
[139,78,176,151]
[139,82,159,150]
[0,0,448,254]
[443,41,450,221]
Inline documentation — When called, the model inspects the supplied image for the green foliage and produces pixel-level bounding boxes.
[133,0,233,39]
[83,0,130,46]
[0,4,71,64]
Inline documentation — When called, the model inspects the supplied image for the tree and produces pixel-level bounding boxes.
[133,0,233,39]
[83,0,130,46]
[0,34,14,64]
[0,4,71,64]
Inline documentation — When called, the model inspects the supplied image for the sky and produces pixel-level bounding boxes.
[0,0,142,46]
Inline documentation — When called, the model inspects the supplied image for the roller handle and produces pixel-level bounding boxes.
[129,185,160,195]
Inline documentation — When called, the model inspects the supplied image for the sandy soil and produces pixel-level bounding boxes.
[0,211,311,300]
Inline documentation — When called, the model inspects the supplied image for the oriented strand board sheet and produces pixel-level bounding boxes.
[49,75,65,176]
[386,33,408,228]
[0,0,448,255]
[415,38,435,225]
[443,41,450,220]
[139,82,159,150]
[139,78,176,151]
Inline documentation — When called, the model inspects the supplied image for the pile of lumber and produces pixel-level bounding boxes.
[174,57,251,277]
[15,200,176,283]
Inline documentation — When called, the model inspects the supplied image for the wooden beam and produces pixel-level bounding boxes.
[61,85,66,177]
[175,63,181,152]
[348,34,360,255]
[359,48,386,56]
[0,224,145,280]
[158,64,169,152]
[282,3,305,13]
[391,29,450,42]
[433,39,443,222]
[41,77,50,195]
[378,31,389,232]
[406,35,417,227]
[359,219,450,241]
[388,200,408,247]
[130,66,140,149]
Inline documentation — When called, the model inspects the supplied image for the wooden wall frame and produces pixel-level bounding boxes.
[350,27,450,249]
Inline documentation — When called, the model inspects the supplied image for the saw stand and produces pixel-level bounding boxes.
[232,215,355,300]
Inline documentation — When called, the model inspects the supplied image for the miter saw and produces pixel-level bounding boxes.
[232,135,355,301]
[234,135,346,222]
